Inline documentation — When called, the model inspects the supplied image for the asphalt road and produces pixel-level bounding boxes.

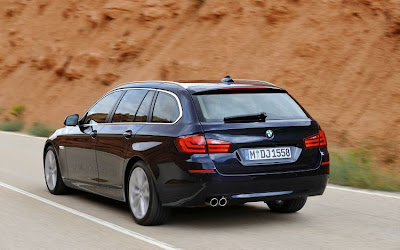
[0,132,399,249]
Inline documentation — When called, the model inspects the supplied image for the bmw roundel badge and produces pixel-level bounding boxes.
[266,130,274,139]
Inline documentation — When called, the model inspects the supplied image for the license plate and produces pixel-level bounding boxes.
[245,147,291,161]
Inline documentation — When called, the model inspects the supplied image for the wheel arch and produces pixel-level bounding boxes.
[43,141,56,161]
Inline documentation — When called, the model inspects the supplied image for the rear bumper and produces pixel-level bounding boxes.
[160,166,329,207]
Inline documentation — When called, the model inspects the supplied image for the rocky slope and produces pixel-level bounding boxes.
[0,0,399,164]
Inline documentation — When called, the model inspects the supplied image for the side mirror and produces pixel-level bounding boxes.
[64,114,79,126]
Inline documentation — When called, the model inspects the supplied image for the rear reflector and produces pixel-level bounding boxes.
[304,129,328,148]
[321,161,330,166]
[188,169,216,173]
[176,134,231,153]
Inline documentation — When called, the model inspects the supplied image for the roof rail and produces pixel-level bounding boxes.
[235,79,276,86]
[114,80,182,89]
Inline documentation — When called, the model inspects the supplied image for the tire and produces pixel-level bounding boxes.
[44,146,68,195]
[127,161,170,226]
[266,197,307,213]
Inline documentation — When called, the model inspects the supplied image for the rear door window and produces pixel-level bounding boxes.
[134,90,155,122]
[151,92,180,123]
[112,90,148,123]
[84,91,122,124]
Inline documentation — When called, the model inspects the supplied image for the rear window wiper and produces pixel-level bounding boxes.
[223,112,267,123]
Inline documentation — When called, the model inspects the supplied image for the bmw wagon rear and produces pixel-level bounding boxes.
[173,80,329,211]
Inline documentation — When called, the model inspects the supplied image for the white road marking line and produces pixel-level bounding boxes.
[0,131,47,140]
[327,185,400,200]
[0,181,179,250]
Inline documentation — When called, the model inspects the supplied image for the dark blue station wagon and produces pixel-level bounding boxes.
[43,77,329,225]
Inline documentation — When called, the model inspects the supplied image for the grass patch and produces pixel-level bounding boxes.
[330,146,400,192]
[28,122,54,137]
[9,104,25,118]
[0,120,24,131]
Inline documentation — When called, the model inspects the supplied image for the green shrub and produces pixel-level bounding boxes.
[0,120,24,131]
[10,104,25,118]
[28,122,54,137]
[330,146,400,192]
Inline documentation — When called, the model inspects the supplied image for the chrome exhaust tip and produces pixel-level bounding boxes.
[219,196,228,207]
[210,197,219,207]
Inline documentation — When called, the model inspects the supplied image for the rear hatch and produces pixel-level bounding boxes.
[191,87,321,175]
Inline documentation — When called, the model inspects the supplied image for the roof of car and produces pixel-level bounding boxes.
[114,78,284,94]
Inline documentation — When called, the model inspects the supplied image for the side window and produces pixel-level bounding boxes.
[152,92,180,123]
[134,90,155,122]
[84,91,122,124]
[112,90,148,123]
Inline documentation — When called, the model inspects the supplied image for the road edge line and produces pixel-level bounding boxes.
[0,131,47,140]
[0,181,179,250]
[327,185,400,200]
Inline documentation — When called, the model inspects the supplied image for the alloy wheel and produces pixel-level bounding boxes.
[44,150,57,191]
[129,167,150,219]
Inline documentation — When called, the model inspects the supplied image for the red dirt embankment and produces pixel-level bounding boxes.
[0,0,399,164]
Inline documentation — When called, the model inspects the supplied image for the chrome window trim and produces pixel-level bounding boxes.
[82,90,124,124]
[82,87,183,125]
[150,89,183,125]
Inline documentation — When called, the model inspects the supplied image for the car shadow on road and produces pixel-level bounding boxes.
[168,204,307,228]
[64,188,130,213]
[65,189,306,228]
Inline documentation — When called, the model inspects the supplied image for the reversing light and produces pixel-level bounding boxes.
[304,129,328,148]
[176,135,231,153]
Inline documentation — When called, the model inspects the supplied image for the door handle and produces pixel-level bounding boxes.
[90,130,98,139]
[123,130,133,139]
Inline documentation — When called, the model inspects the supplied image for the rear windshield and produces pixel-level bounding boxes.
[193,93,308,122]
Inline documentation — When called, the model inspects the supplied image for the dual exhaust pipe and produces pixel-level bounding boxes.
[209,196,228,207]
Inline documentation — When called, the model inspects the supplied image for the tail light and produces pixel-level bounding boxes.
[176,135,231,153]
[206,138,231,153]
[319,129,327,146]
[304,129,328,148]
[175,134,206,153]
